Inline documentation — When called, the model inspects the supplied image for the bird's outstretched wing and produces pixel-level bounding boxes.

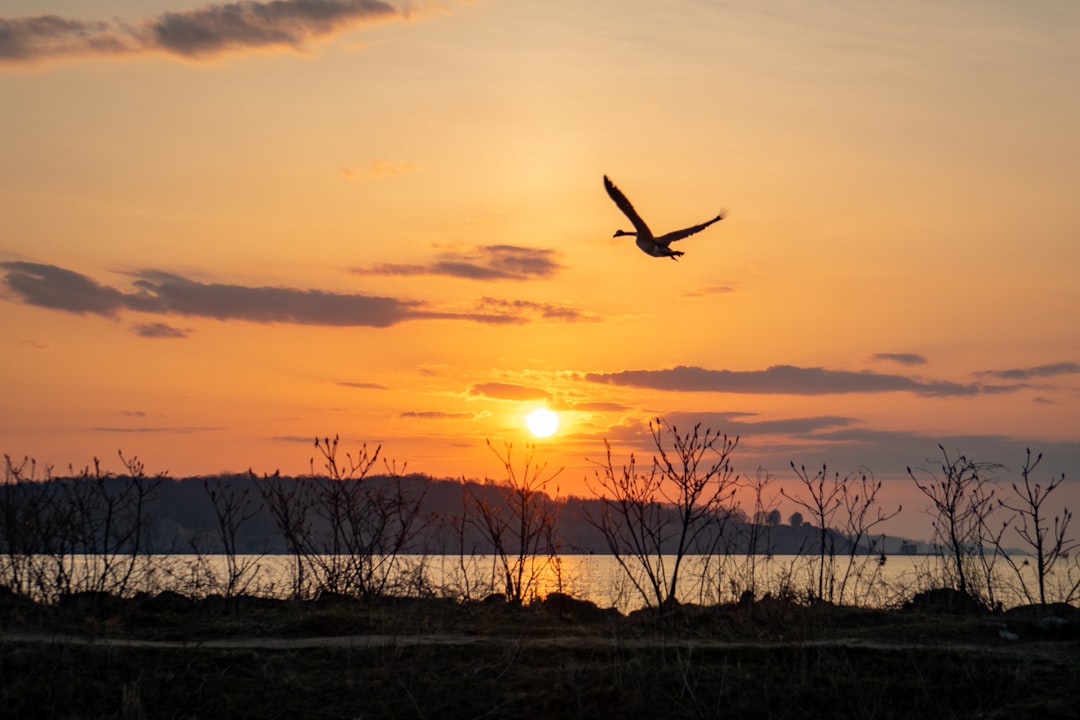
[603,176,651,237]
[660,210,728,244]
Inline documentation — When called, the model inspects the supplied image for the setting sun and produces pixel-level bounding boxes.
[525,408,560,438]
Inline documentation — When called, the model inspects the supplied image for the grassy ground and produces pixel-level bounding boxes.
[2,590,1078,719]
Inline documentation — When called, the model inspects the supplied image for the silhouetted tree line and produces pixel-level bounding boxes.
[0,463,894,557]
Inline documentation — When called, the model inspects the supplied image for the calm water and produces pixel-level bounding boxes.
[9,552,1076,611]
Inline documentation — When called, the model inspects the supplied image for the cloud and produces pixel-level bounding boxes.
[399,410,484,419]
[472,297,596,323]
[682,284,736,298]
[93,426,223,433]
[872,353,927,366]
[2,261,584,328]
[468,382,552,402]
[571,401,630,412]
[595,411,1080,483]
[584,364,981,397]
[0,16,134,62]
[129,269,415,326]
[270,435,322,444]
[976,361,1080,380]
[1,262,129,315]
[337,381,387,390]
[132,322,190,338]
[353,245,563,281]
[624,412,856,438]
[365,160,415,178]
[0,0,401,64]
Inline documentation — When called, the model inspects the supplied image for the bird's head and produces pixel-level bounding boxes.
[613,229,636,238]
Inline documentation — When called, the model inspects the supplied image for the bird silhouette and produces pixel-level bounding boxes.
[603,175,726,260]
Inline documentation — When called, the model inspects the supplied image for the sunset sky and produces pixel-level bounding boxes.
[3,0,1079,538]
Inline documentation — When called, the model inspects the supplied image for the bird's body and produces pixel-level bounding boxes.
[603,175,726,260]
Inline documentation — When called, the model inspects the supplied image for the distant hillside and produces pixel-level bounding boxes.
[2,472,925,556]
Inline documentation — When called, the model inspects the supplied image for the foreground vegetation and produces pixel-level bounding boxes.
[2,589,1079,720]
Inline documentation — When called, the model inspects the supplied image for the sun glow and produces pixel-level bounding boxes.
[525,407,560,438]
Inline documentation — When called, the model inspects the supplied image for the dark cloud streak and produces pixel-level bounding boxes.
[474,297,596,323]
[872,352,927,366]
[132,322,190,338]
[93,426,223,434]
[400,410,481,419]
[585,364,981,397]
[2,262,129,316]
[354,245,563,281]
[603,411,1080,483]
[976,362,1080,380]
[1,261,585,330]
[337,381,387,390]
[0,15,133,61]
[131,270,412,327]
[1,0,399,64]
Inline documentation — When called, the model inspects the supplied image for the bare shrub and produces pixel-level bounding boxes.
[783,463,845,602]
[996,449,1076,607]
[65,452,162,597]
[834,468,900,606]
[724,467,780,603]
[908,446,1002,602]
[465,441,563,604]
[193,472,266,599]
[0,455,55,598]
[587,418,739,610]
[260,436,427,600]
[0,452,161,602]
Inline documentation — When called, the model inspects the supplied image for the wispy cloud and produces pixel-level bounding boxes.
[337,381,387,390]
[340,160,416,180]
[365,160,415,178]
[570,401,630,412]
[584,364,982,397]
[1,261,586,330]
[473,297,596,323]
[399,410,485,420]
[353,245,563,281]
[681,284,736,298]
[872,352,927,366]
[93,425,223,433]
[975,361,1080,380]
[132,322,190,338]
[0,0,403,64]
[467,382,551,402]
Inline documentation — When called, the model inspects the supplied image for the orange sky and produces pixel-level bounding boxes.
[2,0,1079,538]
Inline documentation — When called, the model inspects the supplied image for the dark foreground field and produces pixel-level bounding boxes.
[2,590,1078,720]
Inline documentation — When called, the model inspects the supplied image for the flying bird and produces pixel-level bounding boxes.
[603,175,726,260]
